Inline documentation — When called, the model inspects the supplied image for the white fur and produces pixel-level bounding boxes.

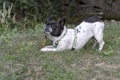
[41,21,105,52]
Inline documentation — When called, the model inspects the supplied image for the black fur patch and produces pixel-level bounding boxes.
[84,16,103,23]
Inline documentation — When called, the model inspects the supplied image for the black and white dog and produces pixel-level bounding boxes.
[41,16,105,52]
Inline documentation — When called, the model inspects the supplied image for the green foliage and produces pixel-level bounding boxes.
[0,2,18,36]
[0,3,12,23]
[0,0,39,19]
[0,2,42,32]
[0,0,57,22]
[0,0,57,30]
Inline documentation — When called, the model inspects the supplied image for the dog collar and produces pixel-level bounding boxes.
[53,27,67,47]
[71,29,79,50]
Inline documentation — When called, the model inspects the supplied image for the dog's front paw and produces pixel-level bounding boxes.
[41,48,47,52]
[41,47,57,52]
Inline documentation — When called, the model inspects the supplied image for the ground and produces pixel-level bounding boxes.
[0,22,120,80]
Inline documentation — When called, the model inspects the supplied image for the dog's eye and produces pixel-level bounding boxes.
[47,23,50,25]
[51,25,54,28]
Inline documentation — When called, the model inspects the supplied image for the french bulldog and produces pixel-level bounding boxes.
[41,16,105,52]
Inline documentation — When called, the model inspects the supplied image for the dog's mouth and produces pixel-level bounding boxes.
[44,28,52,35]
[44,31,50,35]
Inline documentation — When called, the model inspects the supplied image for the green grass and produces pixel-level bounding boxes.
[0,22,120,80]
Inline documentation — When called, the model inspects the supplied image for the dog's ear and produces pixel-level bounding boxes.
[59,16,66,27]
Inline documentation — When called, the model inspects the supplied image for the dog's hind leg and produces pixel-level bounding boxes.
[93,22,105,51]
[94,34,105,51]
[98,39,105,51]
[92,37,97,49]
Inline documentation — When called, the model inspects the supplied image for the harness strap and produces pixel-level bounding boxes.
[53,29,79,50]
[53,29,67,47]
[71,29,79,50]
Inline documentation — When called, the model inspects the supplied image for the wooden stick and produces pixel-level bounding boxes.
[41,35,47,48]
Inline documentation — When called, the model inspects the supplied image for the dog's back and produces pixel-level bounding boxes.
[84,16,103,23]
[76,16,104,35]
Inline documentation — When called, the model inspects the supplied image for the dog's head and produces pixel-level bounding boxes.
[44,17,66,37]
